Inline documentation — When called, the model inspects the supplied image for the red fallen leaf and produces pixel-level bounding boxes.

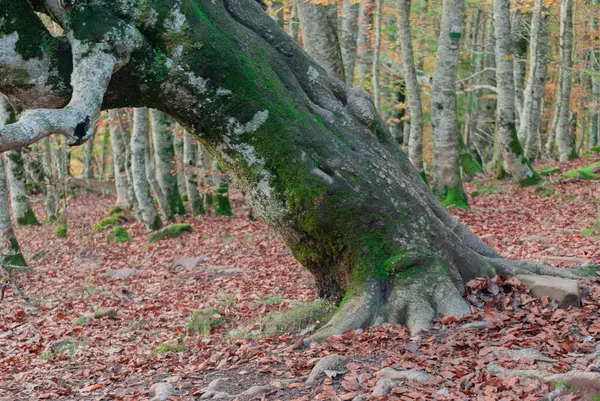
[286,382,304,388]
[87,384,103,391]
[15,310,25,318]
[442,316,458,324]
[340,392,358,400]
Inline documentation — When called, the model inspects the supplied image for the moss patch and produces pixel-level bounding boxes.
[16,208,40,226]
[187,308,225,335]
[227,300,335,339]
[214,182,233,216]
[440,186,470,210]
[148,223,192,243]
[563,162,600,180]
[55,223,67,238]
[541,166,560,176]
[93,215,128,233]
[108,206,124,215]
[107,227,131,244]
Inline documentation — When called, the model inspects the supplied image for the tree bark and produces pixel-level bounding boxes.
[131,107,162,230]
[431,0,468,208]
[150,109,186,218]
[5,149,40,226]
[182,127,205,215]
[493,0,540,186]
[296,2,345,82]
[356,0,375,89]
[511,9,527,128]
[83,127,95,185]
[341,1,360,87]
[108,109,131,206]
[555,0,577,161]
[0,0,596,338]
[397,0,424,175]
[521,0,550,161]
[372,0,383,110]
[174,130,188,198]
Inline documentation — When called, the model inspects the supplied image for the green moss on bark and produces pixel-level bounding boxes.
[16,207,40,226]
[4,237,26,267]
[214,182,232,216]
[440,186,469,210]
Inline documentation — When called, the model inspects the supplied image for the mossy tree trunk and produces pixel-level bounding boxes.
[5,149,40,227]
[109,109,132,206]
[1,0,596,339]
[150,110,186,218]
[174,129,188,199]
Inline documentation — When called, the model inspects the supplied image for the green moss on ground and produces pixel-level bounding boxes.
[187,308,225,335]
[93,215,128,233]
[55,223,67,238]
[16,207,40,226]
[591,146,600,153]
[563,162,600,180]
[108,206,124,215]
[107,227,131,244]
[541,166,560,176]
[227,300,335,339]
[147,223,192,243]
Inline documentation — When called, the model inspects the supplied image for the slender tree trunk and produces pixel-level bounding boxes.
[555,0,577,161]
[356,0,374,89]
[174,130,187,198]
[83,128,95,185]
[5,149,40,226]
[546,91,561,157]
[511,9,527,128]
[0,95,25,266]
[431,0,468,208]
[109,109,131,206]
[150,109,186,217]
[296,2,345,82]
[289,0,299,42]
[522,0,550,160]
[131,108,161,230]
[341,1,360,87]
[589,0,599,149]
[145,142,171,222]
[183,128,205,215]
[463,9,482,148]
[41,137,57,221]
[493,0,540,185]
[372,0,383,110]
[397,0,424,175]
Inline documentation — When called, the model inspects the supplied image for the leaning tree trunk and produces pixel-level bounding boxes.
[182,128,205,215]
[521,0,550,161]
[1,0,596,339]
[555,0,577,161]
[296,2,345,82]
[341,1,360,87]
[430,0,468,209]
[0,95,25,266]
[109,109,132,206]
[131,108,162,231]
[493,0,540,186]
[397,0,424,176]
[150,109,186,217]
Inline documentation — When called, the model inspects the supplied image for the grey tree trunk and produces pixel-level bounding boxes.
[289,0,299,42]
[109,109,131,206]
[341,1,360,87]
[145,143,171,222]
[5,149,40,226]
[463,9,483,148]
[546,90,561,157]
[431,0,468,208]
[296,2,345,82]
[182,128,205,215]
[493,0,540,186]
[356,0,374,89]
[521,0,550,160]
[83,127,95,185]
[131,108,161,230]
[41,137,57,221]
[372,0,383,110]
[0,95,25,266]
[397,0,424,175]
[589,0,599,149]
[555,0,577,161]
[174,130,187,198]
[150,109,186,217]
[1,0,595,339]
[511,9,527,127]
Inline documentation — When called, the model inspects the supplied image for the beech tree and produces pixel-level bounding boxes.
[0,0,596,339]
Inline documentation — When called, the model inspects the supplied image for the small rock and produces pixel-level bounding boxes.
[172,256,206,268]
[352,397,365,401]
[546,371,600,398]
[105,268,140,279]
[372,377,395,397]
[376,367,429,383]
[149,382,173,401]
[481,234,496,241]
[496,348,557,363]
[241,385,274,396]
[306,354,349,385]
[460,321,492,331]
[538,255,589,266]
[520,234,548,245]
[517,274,580,308]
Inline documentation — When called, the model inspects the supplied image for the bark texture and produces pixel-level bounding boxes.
[5,149,40,226]
[356,0,375,88]
[341,1,360,87]
[183,128,205,215]
[109,109,131,206]
[431,0,468,208]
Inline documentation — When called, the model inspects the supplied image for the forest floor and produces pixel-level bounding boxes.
[1,155,600,401]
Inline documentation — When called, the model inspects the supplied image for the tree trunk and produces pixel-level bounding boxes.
[589,0,599,149]
[341,1,360,87]
[356,0,375,89]
[0,95,25,266]
[1,0,596,339]
[397,0,424,176]
[41,137,57,221]
[131,108,162,231]
[555,0,577,161]
[511,9,527,128]
[372,0,383,110]
[463,9,482,149]
[174,130,187,198]
[493,0,540,186]
[521,0,550,161]
[182,127,205,215]
[5,149,40,226]
[150,109,186,217]
[296,2,345,82]
[83,128,95,185]
[289,0,299,42]
[109,109,131,206]
[431,0,468,208]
